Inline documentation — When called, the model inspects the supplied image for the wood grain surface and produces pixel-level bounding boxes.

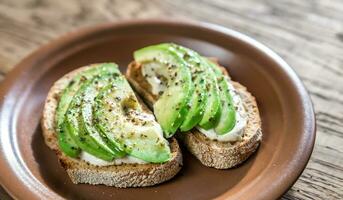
[0,0,342,199]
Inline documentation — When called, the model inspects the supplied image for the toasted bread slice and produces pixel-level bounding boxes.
[126,61,262,169]
[41,65,182,187]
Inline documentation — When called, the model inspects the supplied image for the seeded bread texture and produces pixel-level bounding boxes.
[126,61,262,169]
[41,64,182,187]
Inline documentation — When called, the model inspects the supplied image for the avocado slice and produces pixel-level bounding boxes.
[58,122,80,158]
[206,59,236,134]
[80,72,126,158]
[56,63,119,158]
[93,75,171,163]
[171,45,208,132]
[196,57,222,130]
[65,72,124,161]
[134,43,194,137]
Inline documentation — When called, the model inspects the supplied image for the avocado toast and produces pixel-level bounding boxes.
[41,43,262,188]
[126,43,262,169]
[41,63,182,187]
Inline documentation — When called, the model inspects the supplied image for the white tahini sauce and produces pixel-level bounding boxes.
[80,152,147,166]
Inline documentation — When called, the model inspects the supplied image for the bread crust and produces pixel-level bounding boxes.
[126,61,262,169]
[41,64,182,187]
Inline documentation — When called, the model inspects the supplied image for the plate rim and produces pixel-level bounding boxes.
[0,19,316,200]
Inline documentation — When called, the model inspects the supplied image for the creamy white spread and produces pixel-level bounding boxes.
[80,152,147,166]
[141,62,168,95]
[141,66,247,142]
[146,76,166,95]
[197,82,247,142]
[197,112,246,142]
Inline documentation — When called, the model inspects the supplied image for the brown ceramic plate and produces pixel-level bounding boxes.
[0,19,315,200]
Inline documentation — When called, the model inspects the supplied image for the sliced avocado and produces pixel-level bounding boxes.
[206,59,236,134]
[171,45,208,132]
[134,43,194,137]
[56,63,119,158]
[93,75,171,163]
[65,73,124,161]
[58,122,80,158]
[80,72,126,158]
[197,56,222,130]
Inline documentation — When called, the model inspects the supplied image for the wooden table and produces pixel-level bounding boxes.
[0,0,342,199]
